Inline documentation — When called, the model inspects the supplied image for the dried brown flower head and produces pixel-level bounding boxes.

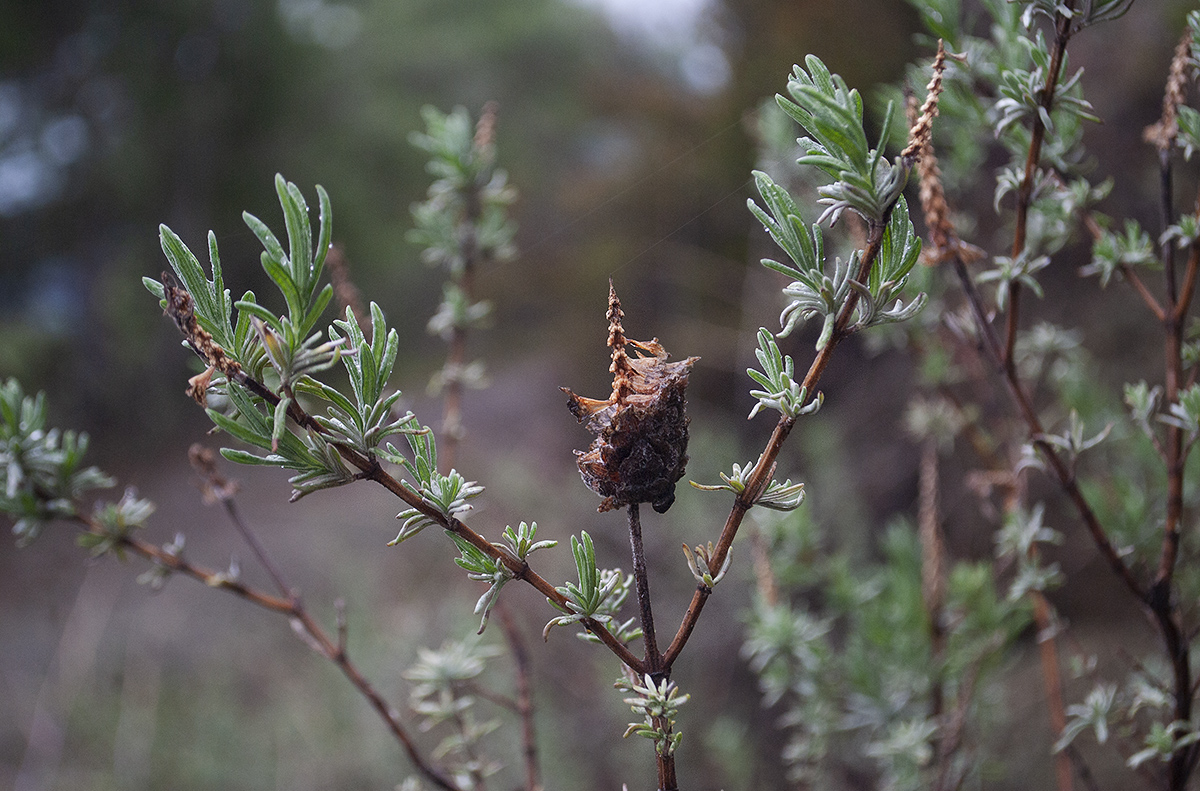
[562,282,699,513]
[162,272,243,405]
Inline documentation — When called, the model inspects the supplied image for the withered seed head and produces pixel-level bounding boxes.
[562,282,698,513]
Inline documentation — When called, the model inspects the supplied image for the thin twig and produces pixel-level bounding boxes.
[951,256,1146,600]
[1153,109,1200,791]
[749,528,779,607]
[626,503,675,790]
[1031,591,1072,791]
[68,514,463,791]
[919,440,947,757]
[932,650,985,791]
[1121,264,1167,322]
[439,104,497,473]
[1063,744,1101,791]
[189,444,293,600]
[335,598,348,657]
[1176,242,1200,324]
[449,694,489,791]
[325,244,368,340]
[207,362,646,674]
[1003,1,1078,372]
[497,604,542,791]
[458,680,519,712]
[440,196,478,474]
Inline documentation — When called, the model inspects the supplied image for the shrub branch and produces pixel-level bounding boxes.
[64,509,464,791]
[663,217,890,668]
[1004,0,1078,373]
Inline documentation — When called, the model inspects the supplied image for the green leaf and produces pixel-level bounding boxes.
[242,210,288,275]
[271,396,292,452]
[219,448,286,467]
[278,174,314,297]
[157,225,235,348]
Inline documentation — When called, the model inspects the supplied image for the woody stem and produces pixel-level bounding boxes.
[627,503,663,674]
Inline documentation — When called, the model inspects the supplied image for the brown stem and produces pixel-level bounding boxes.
[212,486,292,599]
[662,218,889,669]
[1163,158,1178,309]
[70,516,463,791]
[749,529,779,607]
[956,236,1193,787]
[325,245,368,338]
[919,441,947,746]
[1082,211,1166,321]
[1003,286,1021,374]
[627,503,663,673]
[223,371,645,674]
[449,692,488,791]
[352,459,644,673]
[663,415,791,670]
[497,604,542,791]
[441,192,481,474]
[459,679,518,712]
[1003,1,1077,373]
[1031,592,1072,791]
[1154,203,1192,600]
[1176,243,1200,324]
[932,651,986,791]
[656,744,678,791]
[951,257,1146,601]
[1063,744,1101,791]
[1121,264,1166,322]
[620,509,677,791]
[1156,188,1200,791]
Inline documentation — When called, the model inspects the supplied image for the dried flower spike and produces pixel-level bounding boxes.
[562,282,698,513]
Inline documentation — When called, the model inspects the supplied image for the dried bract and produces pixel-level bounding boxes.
[162,272,244,390]
[562,283,698,513]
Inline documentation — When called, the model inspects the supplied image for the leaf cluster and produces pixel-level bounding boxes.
[409,106,515,400]
[542,532,625,639]
[450,521,556,634]
[0,378,114,544]
[776,55,907,224]
[691,457,805,513]
[408,105,516,275]
[994,503,1064,601]
[743,518,1029,788]
[404,639,504,787]
[616,674,690,757]
[78,488,156,559]
[147,176,455,507]
[750,173,924,349]
[1056,664,1200,770]
[1080,219,1158,288]
[383,429,484,544]
[304,304,420,455]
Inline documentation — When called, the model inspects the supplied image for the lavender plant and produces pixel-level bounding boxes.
[738,4,1200,791]
[14,4,1197,788]
[3,54,929,785]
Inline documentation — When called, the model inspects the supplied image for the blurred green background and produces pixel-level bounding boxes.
[1,1,1195,789]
